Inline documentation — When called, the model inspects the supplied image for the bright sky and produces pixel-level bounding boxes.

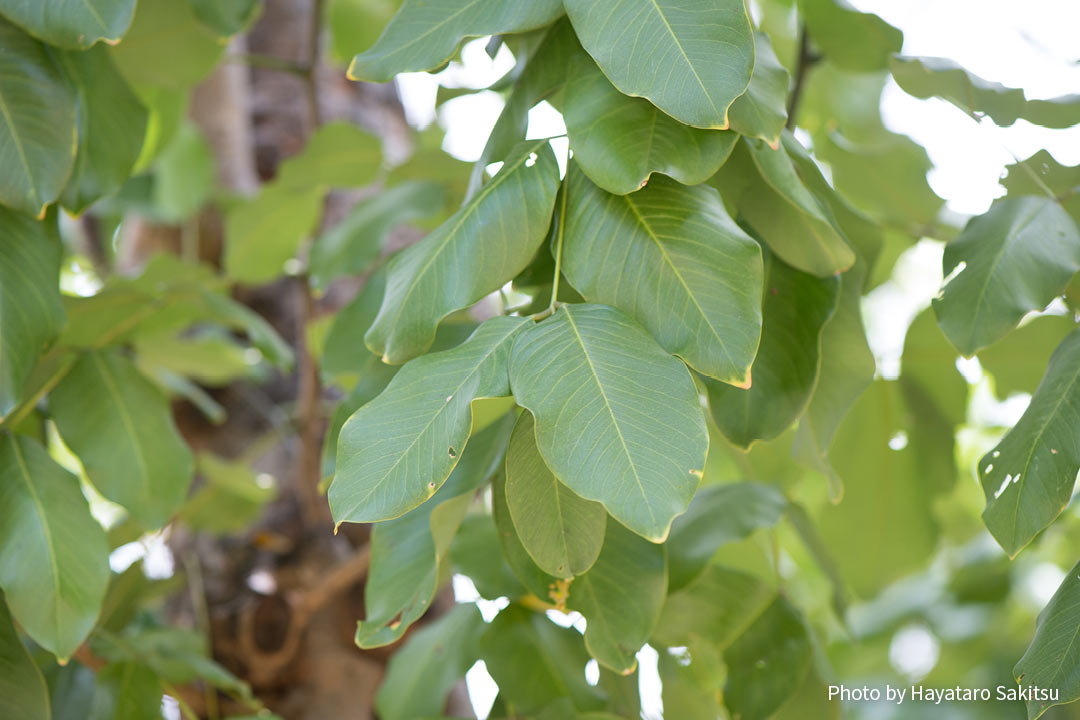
[392,3,1080,716]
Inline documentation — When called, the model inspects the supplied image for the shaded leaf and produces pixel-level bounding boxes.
[188,0,261,35]
[179,453,275,535]
[88,662,162,720]
[568,521,666,673]
[0,434,109,659]
[563,52,738,195]
[366,140,559,363]
[653,565,772,649]
[331,315,526,525]
[492,468,563,604]
[563,163,762,384]
[890,56,1026,125]
[348,0,563,82]
[509,304,708,541]
[899,308,968,427]
[50,350,194,529]
[980,330,1080,557]
[799,0,901,72]
[979,314,1077,398]
[564,0,754,129]
[0,207,64,419]
[1014,558,1080,720]
[1000,150,1080,223]
[505,412,606,578]
[374,604,485,720]
[707,253,839,448]
[0,599,49,720]
[0,19,77,216]
[109,0,225,90]
[728,33,790,147]
[0,0,135,48]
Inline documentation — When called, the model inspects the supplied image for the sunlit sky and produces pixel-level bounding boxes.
[391,3,1080,717]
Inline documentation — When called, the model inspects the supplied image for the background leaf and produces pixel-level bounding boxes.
[0,599,49,720]
[1015,558,1080,720]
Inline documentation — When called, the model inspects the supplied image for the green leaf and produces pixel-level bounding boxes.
[890,56,1026,125]
[451,511,528,600]
[224,184,323,284]
[88,662,162,720]
[56,45,148,213]
[563,52,738,195]
[979,314,1078,398]
[0,434,109,659]
[321,271,388,382]
[50,350,194,529]
[492,468,563,603]
[0,0,134,49]
[179,453,275,535]
[374,603,484,720]
[798,0,902,72]
[568,521,667,673]
[152,123,214,222]
[1001,150,1080,223]
[275,122,381,191]
[666,483,787,592]
[328,0,402,66]
[348,0,563,82]
[366,140,559,362]
[564,0,754,129]
[0,207,64,419]
[109,0,226,91]
[509,304,708,541]
[478,604,604,713]
[0,19,77,217]
[188,0,261,35]
[723,596,812,720]
[899,308,968,427]
[707,253,839,449]
[819,381,954,597]
[658,639,723,720]
[356,416,511,647]
[562,164,762,384]
[727,33,790,147]
[653,564,772,649]
[979,330,1080,557]
[331,316,526,525]
[1014,558,1080,720]
[711,138,854,277]
[505,412,606,578]
[1023,94,1080,131]
[309,181,443,290]
[933,197,1080,356]
[0,599,49,720]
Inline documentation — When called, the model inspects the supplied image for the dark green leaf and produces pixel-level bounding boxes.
[568,521,666,673]
[0,0,135,48]
[88,662,162,720]
[366,140,559,363]
[492,468,563,604]
[348,0,563,82]
[980,330,1080,557]
[0,599,49,720]
[50,350,194,529]
[0,207,64,419]
[1014,558,1080,720]
[728,33,790,147]
[509,304,708,542]
[707,253,839,448]
[0,19,77,216]
[564,0,754,129]
[331,315,526,525]
[658,640,723,720]
[933,197,1080,355]
[1001,150,1080,223]
[653,565,772,649]
[0,434,109,659]
[562,164,762,385]
[799,0,902,71]
[563,53,738,195]
[374,604,485,720]
[505,412,606,578]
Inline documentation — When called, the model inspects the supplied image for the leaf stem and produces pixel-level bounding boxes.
[548,174,569,313]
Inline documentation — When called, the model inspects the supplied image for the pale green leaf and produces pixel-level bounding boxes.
[0,434,109,659]
[374,603,484,720]
[275,122,381,191]
[0,599,49,720]
[707,253,839,449]
[109,0,225,90]
[723,596,813,720]
[88,662,162,720]
[0,19,77,217]
[152,123,214,222]
[933,197,1080,356]
[188,0,261,35]
[564,0,754,129]
[658,639,723,720]
[0,207,64,419]
[0,0,134,48]
[562,164,762,384]
[900,308,968,427]
[728,33,790,147]
[563,52,738,195]
[1014,558,1080,720]
[328,0,402,66]
[366,140,559,363]
[478,604,604,714]
[653,564,772,649]
[799,0,901,72]
[492,468,563,604]
[568,521,666,673]
[50,350,194,529]
[57,45,148,213]
[509,304,708,541]
[980,330,1080,557]
[979,314,1077,398]
[348,0,563,82]
[890,56,1026,125]
[505,412,606,578]
[331,316,527,525]
[224,184,323,284]
[179,453,275,535]
[1023,94,1080,130]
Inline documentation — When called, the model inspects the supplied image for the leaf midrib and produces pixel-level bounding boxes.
[92,353,151,512]
[644,0,722,120]
[0,85,39,211]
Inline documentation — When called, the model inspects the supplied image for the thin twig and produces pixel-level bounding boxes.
[786,24,821,130]
[548,173,569,313]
